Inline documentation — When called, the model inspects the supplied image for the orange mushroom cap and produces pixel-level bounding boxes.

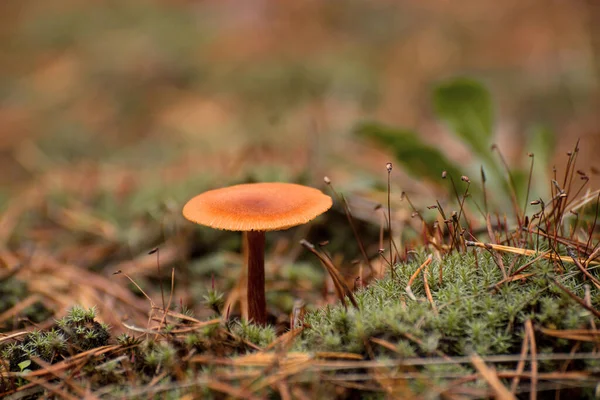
[182,182,332,231]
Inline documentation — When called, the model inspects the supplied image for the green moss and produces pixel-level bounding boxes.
[1,306,110,373]
[230,320,277,348]
[202,288,225,316]
[294,251,599,364]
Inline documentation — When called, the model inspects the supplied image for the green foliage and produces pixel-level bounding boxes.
[17,360,31,372]
[355,121,464,183]
[432,78,493,158]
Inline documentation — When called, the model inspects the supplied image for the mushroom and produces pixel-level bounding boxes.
[182,182,332,325]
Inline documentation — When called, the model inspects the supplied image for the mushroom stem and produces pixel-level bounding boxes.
[246,230,267,325]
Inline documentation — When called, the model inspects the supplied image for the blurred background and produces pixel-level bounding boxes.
[1,0,599,194]
[1,0,600,327]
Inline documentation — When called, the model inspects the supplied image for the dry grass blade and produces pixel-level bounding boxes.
[253,351,362,365]
[249,359,314,393]
[423,263,438,314]
[314,352,364,360]
[470,353,515,400]
[300,239,358,309]
[584,285,598,331]
[510,328,530,394]
[465,241,600,265]
[289,352,600,370]
[169,318,221,334]
[264,327,305,351]
[405,254,432,301]
[370,337,400,353]
[192,351,364,369]
[149,306,202,324]
[585,246,600,266]
[539,327,600,342]
[525,320,538,400]
[0,331,29,343]
[498,371,593,380]
[206,379,261,400]
[233,352,312,367]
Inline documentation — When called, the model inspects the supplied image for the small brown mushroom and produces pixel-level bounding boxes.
[182,182,332,325]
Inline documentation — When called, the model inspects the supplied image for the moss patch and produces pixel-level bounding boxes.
[297,251,598,361]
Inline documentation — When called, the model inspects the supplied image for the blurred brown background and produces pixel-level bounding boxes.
[1,0,599,194]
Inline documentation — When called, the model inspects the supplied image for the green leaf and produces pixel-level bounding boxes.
[18,360,31,372]
[433,78,493,157]
[354,121,464,183]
